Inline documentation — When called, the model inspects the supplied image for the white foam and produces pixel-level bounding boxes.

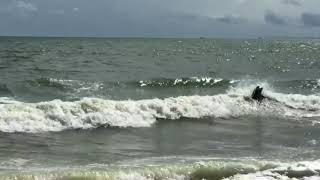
[139,77,226,87]
[225,172,289,180]
[48,78,104,93]
[0,97,17,104]
[1,81,320,133]
[48,78,76,85]
[0,95,255,133]
[230,81,320,116]
[225,160,320,180]
[0,158,30,170]
[267,92,320,111]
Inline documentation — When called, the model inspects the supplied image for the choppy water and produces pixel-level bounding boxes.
[1,37,320,179]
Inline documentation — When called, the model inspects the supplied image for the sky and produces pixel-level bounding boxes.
[1,0,320,37]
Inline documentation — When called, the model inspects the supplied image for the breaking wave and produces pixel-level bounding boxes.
[1,159,320,180]
[1,82,320,133]
[0,95,250,133]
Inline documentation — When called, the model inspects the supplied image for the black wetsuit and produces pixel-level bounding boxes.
[251,86,265,101]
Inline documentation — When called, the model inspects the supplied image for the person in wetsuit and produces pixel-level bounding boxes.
[251,86,265,102]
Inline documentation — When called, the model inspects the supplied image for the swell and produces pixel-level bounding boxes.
[27,78,72,91]
[26,77,231,89]
[4,77,233,101]
[16,77,320,92]
[0,83,13,97]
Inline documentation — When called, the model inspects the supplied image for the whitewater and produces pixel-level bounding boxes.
[1,82,320,133]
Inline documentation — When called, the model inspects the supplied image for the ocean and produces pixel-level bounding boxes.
[0,37,320,180]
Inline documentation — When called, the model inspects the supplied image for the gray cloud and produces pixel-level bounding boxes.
[301,13,320,27]
[0,0,320,37]
[48,9,64,15]
[16,1,38,12]
[282,0,302,6]
[215,15,247,24]
[264,11,287,25]
[0,1,38,16]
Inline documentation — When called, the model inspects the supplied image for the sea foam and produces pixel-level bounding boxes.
[0,83,320,133]
[0,95,248,133]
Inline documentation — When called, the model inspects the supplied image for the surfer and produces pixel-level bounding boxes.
[251,86,265,102]
[250,86,318,112]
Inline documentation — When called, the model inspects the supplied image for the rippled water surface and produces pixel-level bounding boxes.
[0,37,320,179]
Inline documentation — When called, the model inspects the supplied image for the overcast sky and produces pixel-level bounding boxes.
[1,0,320,37]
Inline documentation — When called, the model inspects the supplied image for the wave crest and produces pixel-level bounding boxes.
[0,95,246,133]
[1,159,320,180]
[1,81,320,133]
[139,77,230,87]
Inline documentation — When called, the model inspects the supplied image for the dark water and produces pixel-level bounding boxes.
[0,37,320,179]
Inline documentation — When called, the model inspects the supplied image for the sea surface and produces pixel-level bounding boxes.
[0,37,320,179]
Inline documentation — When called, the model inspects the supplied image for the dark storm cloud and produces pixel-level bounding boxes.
[282,0,302,6]
[301,13,320,27]
[264,11,287,25]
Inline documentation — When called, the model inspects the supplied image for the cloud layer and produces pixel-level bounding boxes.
[0,0,319,37]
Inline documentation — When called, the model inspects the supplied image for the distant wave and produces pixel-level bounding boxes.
[27,78,104,92]
[21,77,320,91]
[4,77,320,100]
[28,78,73,90]
[9,77,235,100]
[1,82,320,133]
[27,77,232,89]
[138,77,235,87]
